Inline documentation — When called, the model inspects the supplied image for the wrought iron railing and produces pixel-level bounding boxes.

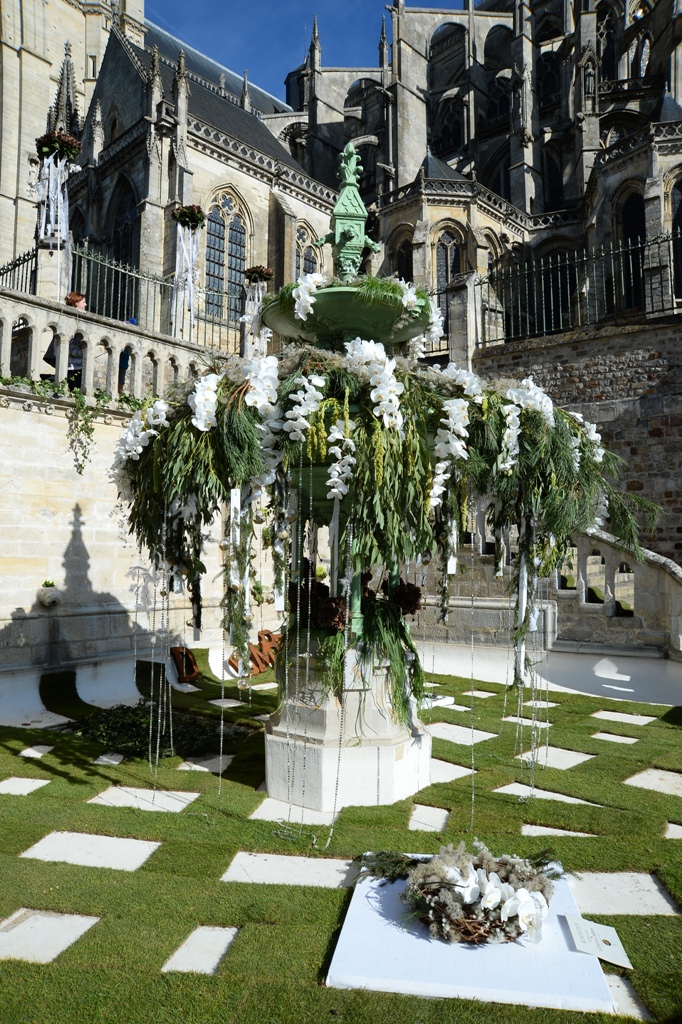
[476,233,682,346]
[0,249,37,294]
[69,245,243,351]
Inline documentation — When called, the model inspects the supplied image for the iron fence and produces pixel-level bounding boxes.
[476,233,682,346]
[69,245,243,351]
[0,249,37,294]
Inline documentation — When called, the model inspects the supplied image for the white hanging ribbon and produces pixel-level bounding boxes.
[36,153,71,298]
[174,222,201,327]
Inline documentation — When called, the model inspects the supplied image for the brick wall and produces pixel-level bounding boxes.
[473,318,682,564]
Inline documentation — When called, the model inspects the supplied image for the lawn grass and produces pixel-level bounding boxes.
[0,659,680,1023]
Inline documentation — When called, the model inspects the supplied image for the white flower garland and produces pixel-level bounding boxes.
[426,297,445,347]
[282,373,326,442]
[111,410,159,500]
[398,279,419,311]
[344,337,404,431]
[441,364,484,404]
[326,418,356,499]
[187,373,223,432]
[241,355,284,502]
[429,397,470,510]
[499,404,521,473]
[146,399,169,429]
[292,272,326,321]
[506,376,555,427]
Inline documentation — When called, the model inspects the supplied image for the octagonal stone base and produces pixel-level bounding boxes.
[264,653,431,813]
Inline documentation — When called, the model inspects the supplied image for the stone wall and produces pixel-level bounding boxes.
[473,318,682,564]
[0,395,279,673]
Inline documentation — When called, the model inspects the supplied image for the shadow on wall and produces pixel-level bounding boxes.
[0,503,151,669]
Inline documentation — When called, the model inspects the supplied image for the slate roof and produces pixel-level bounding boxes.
[652,89,682,123]
[420,151,468,181]
[144,23,292,115]
[131,24,303,171]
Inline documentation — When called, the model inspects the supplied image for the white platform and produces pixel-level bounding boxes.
[665,823,682,838]
[494,783,600,806]
[503,716,552,728]
[208,698,243,709]
[327,874,616,1013]
[569,872,679,915]
[221,852,356,888]
[463,690,498,699]
[88,786,199,813]
[624,769,682,799]
[75,658,139,708]
[0,908,99,963]
[161,926,239,974]
[0,777,50,795]
[428,722,496,745]
[20,831,160,871]
[516,747,595,770]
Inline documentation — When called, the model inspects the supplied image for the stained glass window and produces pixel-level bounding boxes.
[295,225,318,278]
[204,193,247,322]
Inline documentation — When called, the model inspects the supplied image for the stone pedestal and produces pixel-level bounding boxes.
[264,651,431,812]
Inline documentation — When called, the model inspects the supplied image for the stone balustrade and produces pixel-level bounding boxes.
[0,287,229,400]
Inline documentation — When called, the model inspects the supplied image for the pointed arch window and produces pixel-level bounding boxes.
[295,225,319,278]
[393,238,413,282]
[435,228,462,336]
[205,191,248,322]
[537,53,561,112]
[597,3,618,81]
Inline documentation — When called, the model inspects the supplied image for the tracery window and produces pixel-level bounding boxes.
[487,77,510,126]
[537,53,561,112]
[597,3,618,81]
[295,225,319,279]
[204,191,247,322]
[629,33,651,77]
[432,98,463,158]
[435,229,462,334]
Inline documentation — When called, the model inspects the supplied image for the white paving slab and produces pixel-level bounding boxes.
[463,690,498,699]
[504,716,552,728]
[665,822,682,838]
[591,710,657,726]
[525,700,559,709]
[517,747,595,770]
[521,824,595,837]
[494,783,600,806]
[0,777,50,796]
[208,698,243,709]
[249,682,278,691]
[75,658,139,708]
[429,759,474,784]
[327,875,615,1012]
[428,722,496,746]
[221,852,356,888]
[249,797,337,826]
[422,694,458,708]
[177,754,233,774]
[88,786,200,813]
[624,769,682,799]
[171,682,201,693]
[161,926,239,974]
[568,872,679,915]
[591,732,639,745]
[18,745,53,759]
[254,714,271,722]
[92,752,125,766]
[20,831,160,871]
[408,804,450,832]
[0,908,99,963]
[606,976,652,1021]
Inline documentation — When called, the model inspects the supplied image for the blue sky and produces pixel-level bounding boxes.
[144,0,465,102]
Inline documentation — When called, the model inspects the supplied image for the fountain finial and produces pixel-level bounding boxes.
[316,142,380,281]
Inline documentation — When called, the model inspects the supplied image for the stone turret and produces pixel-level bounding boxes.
[48,42,80,136]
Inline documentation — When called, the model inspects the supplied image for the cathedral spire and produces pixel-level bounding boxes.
[309,14,321,71]
[379,15,389,68]
[48,41,80,136]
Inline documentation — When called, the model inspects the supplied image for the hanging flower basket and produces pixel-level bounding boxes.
[35,131,82,162]
[245,265,274,284]
[171,204,206,230]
